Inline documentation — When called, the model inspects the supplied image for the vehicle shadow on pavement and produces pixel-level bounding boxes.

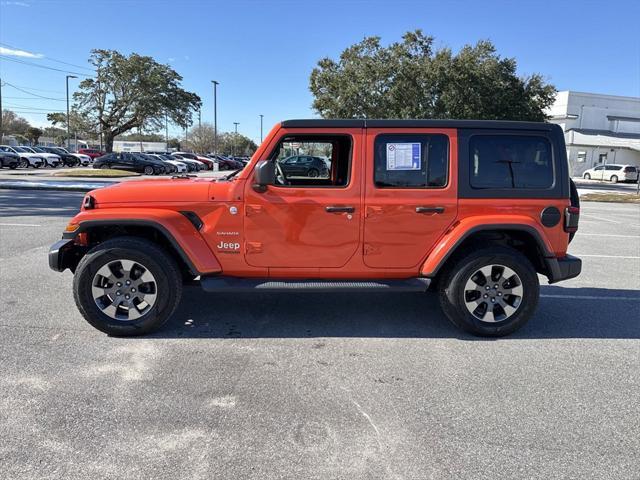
[0,190,84,217]
[148,285,640,340]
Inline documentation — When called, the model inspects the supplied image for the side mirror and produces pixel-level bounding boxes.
[252,160,275,192]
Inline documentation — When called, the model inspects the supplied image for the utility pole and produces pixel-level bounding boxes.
[233,122,239,156]
[65,75,77,151]
[211,80,219,154]
[259,114,264,143]
[0,76,3,144]
[165,113,169,148]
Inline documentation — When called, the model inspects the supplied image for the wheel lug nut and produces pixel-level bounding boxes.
[125,294,130,299]
[483,294,488,298]
[485,286,490,290]
[116,282,122,287]
[491,298,495,303]
[131,288,136,292]
[125,280,131,285]
[497,292,502,296]
[116,291,121,296]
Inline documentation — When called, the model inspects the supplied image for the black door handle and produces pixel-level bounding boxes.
[416,206,445,214]
[326,206,355,213]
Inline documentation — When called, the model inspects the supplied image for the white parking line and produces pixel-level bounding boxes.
[541,294,640,301]
[0,223,42,227]
[578,233,640,238]
[574,254,640,259]
[581,214,640,227]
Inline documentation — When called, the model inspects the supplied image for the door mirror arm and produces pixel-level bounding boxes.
[252,160,276,193]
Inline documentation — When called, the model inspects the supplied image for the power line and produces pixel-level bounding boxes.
[0,41,95,73]
[2,96,66,102]
[2,81,69,101]
[4,103,64,111]
[0,55,93,77]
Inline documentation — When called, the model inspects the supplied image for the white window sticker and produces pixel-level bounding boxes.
[386,143,421,170]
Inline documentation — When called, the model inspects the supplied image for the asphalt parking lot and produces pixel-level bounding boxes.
[1,190,639,480]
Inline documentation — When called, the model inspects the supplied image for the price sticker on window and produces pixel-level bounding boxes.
[386,143,421,170]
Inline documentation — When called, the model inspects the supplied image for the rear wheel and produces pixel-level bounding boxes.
[143,165,154,175]
[19,158,29,168]
[307,168,319,178]
[610,175,618,183]
[438,246,539,337]
[73,237,182,336]
[100,164,110,170]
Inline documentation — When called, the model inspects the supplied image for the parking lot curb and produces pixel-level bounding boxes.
[0,180,116,192]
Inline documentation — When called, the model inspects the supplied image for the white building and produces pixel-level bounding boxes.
[112,140,167,153]
[546,91,640,176]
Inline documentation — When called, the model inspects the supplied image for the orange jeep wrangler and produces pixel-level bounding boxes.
[49,120,581,337]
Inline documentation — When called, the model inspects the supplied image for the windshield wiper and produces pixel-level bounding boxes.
[223,168,242,180]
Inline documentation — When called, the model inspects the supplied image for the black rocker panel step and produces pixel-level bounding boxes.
[200,277,430,293]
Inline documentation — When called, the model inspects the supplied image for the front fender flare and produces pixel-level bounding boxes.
[65,209,222,275]
[420,216,554,277]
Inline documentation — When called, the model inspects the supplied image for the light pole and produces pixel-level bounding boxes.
[65,75,77,151]
[259,114,264,143]
[165,112,169,148]
[233,122,239,156]
[211,80,219,154]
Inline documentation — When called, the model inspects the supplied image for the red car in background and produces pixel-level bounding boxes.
[173,151,214,170]
[78,148,105,159]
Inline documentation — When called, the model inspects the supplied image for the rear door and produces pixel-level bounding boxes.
[363,128,458,269]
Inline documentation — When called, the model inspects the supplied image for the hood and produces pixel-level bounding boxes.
[90,178,215,204]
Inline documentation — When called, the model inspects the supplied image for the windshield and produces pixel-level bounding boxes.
[13,147,29,153]
[33,147,47,153]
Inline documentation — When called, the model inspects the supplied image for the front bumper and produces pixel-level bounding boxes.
[48,239,80,272]
[546,254,582,284]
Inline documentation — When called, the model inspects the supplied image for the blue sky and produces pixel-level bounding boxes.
[1,0,639,142]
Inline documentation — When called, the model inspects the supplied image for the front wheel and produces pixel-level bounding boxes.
[438,246,539,337]
[19,158,29,168]
[583,173,591,180]
[307,168,319,178]
[610,175,618,184]
[143,166,154,175]
[73,237,182,336]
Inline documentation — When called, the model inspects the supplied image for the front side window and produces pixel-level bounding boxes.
[270,135,351,187]
[374,134,449,188]
[469,135,553,189]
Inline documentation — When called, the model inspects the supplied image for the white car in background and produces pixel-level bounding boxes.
[20,146,62,167]
[72,152,93,166]
[582,164,639,183]
[149,154,188,173]
[0,145,45,168]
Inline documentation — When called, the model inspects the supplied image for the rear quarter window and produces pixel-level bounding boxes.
[469,135,554,189]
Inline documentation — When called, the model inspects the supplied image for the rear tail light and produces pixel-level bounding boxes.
[564,206,580,233]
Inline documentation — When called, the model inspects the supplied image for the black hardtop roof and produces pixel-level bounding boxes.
[281,119,555,131]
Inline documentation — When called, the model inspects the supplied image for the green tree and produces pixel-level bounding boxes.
[185,123,215,153]
[25,127,43,145]
[167,137,181,150]
[47,111,97,139]
[116,132,164,142]
[218,132,257,156]
[71,49,201,152]
[309,30,556,121]
[2,110,31,136]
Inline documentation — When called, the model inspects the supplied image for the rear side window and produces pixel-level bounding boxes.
[470,135,553,189]
[374,134,449,188]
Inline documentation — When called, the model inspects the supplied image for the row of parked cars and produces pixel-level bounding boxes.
[92,151,248,175]
[0,145,95,169]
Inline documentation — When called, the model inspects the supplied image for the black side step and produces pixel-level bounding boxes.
[199,277,430,293]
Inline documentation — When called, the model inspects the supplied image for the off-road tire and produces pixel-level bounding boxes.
[438,246,539,337]
[73,237,182,336]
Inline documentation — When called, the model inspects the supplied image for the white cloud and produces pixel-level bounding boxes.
[0,46,43,58]
[0,1,30,6]
[167,57,176,63]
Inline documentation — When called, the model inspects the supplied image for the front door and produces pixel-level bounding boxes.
[363,128,458,269]
[243,129,362,269]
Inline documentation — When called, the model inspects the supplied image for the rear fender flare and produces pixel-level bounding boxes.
[420,216,554,278]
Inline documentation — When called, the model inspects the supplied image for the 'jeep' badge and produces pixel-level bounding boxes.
[217,241,240,251]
